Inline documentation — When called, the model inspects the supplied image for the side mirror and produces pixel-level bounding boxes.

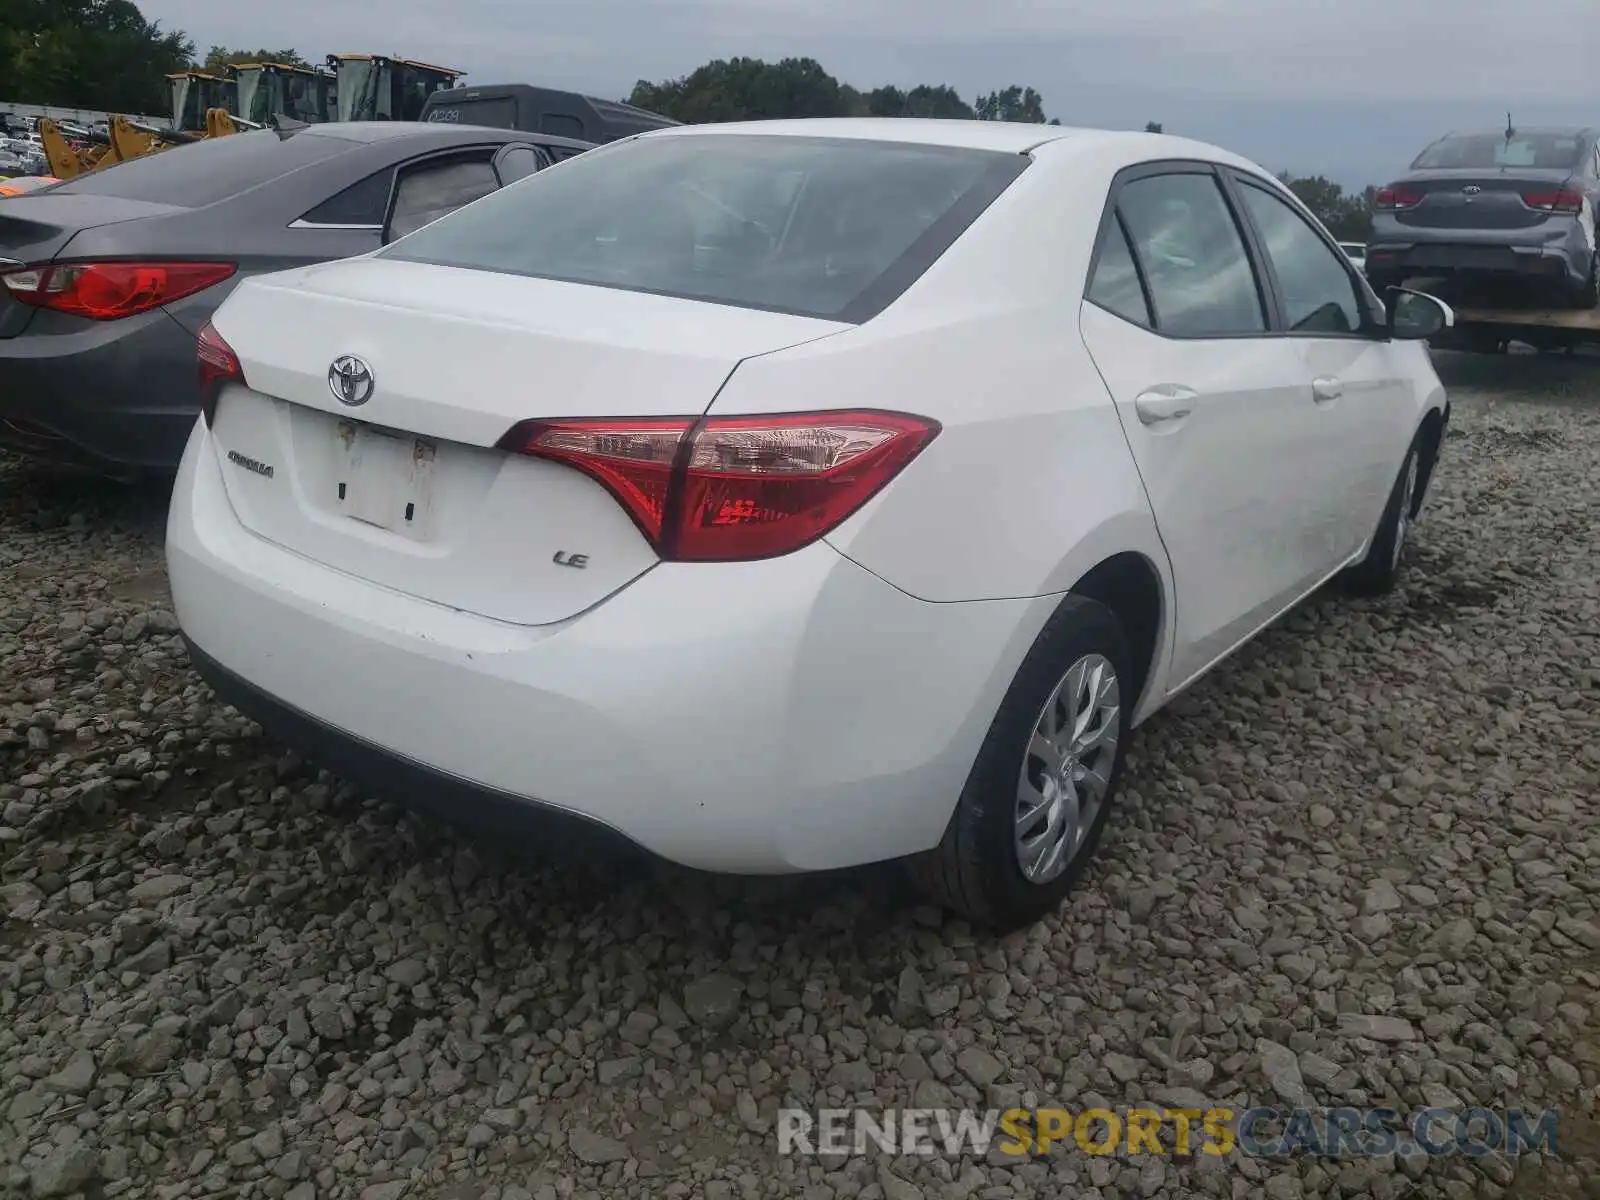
[1386,286,1454,341]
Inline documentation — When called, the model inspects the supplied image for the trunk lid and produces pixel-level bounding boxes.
[1389,167,1577,231]
[0,194,186,337]
[207,257,850,625]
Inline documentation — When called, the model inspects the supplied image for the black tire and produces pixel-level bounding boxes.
[1340,434,1423,596]
[908,596,1132,931]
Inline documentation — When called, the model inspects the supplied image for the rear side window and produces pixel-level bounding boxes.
[1115,172,1266,337]
[380,133,1028,323]
[300,167,394,227]
[1086,218,1151,327]
[45,129,354,208]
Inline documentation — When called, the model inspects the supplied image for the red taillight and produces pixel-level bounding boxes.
[196,321,244,427]
[0,261,236,320]
[1373,185,1423,211]
[1521,187,1584,214]
[499,410,940,562]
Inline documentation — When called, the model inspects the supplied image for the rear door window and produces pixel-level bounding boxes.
[1115,171,1267,337]
[43,129,355,208]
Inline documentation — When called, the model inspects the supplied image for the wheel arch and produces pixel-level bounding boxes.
[1067,549,1168,722]
[1413,398,1448,517]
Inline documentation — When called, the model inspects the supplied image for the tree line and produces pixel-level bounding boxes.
[628,56,1058,126]
[5,2,1375,239]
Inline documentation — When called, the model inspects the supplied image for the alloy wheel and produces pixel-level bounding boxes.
[1015,653,1121,884]
[1392,451,1419,570]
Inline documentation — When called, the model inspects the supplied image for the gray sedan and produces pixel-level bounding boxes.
[0,122,587,474]
[1365,125,1600,309]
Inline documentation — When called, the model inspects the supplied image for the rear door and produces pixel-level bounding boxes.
[1226,171,1416,559]
[1077,163,1327,687]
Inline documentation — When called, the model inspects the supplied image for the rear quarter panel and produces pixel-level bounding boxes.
[715,136,1171,609]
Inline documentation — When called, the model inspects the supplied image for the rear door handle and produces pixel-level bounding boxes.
[1133,386,1197,426]
[1312,376,1343,403]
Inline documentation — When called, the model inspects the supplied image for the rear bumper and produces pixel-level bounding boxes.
[184,635,641,858]
[1366,217,1591,293]
[0,307,202,471]
[166,422,1049,874]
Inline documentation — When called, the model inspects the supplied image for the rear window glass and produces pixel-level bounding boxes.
[45,129,355,208]
[379,133,1027,322]
[1411,133,1585,171]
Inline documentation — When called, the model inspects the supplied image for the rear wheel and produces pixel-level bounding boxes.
[909,596,1131,931]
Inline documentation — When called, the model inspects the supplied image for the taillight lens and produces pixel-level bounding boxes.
[500,410,940,561]
[196,320,244,427]
[1521,187,1584,213]
[1373,185,1423,211]
[0,261,236,320]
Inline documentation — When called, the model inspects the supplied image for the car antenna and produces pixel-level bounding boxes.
[271,116,310,140]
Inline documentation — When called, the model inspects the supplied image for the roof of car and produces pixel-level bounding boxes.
[297,122,591,151]
[642,117,1091,153]
[1437,125,1595,138]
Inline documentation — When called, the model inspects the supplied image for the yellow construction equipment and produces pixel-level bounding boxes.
[326,54,465,121]
[38,116,202,181]
[229,62,335,126]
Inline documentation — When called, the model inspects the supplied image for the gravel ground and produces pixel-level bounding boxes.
[2,352,1598,1200]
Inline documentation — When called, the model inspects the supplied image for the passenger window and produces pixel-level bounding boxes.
[388,156,500,240]
[1237,182,1363,334]
[1086,217,1151,326]
[1115,173,1266,336]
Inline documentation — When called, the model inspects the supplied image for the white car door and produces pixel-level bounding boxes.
[1229,174,1418,561]
[1078,165,1331,689]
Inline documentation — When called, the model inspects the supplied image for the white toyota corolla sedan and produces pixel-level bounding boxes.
[167,119,1452,929]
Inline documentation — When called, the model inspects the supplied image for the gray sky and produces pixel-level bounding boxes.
[147,0,1598,187]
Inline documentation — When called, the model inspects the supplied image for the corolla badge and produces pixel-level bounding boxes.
[328,355,375,407]
[1462,185,1481,198]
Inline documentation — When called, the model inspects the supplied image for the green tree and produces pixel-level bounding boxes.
[974,85,1049,123]
[867,84,976,120]
[1281,173,1374,241]
[2,0,192,113]
[628,57,851,124]
[198,46,309,73]
[628,58,1058,128]
[1144,121,1164,134]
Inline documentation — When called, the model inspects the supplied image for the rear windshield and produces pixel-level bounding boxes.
[379,133,1028,322]
[1411,132,1585,171]
[43,129,354,208]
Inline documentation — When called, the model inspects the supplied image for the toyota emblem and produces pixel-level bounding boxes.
[328,355,375,407]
